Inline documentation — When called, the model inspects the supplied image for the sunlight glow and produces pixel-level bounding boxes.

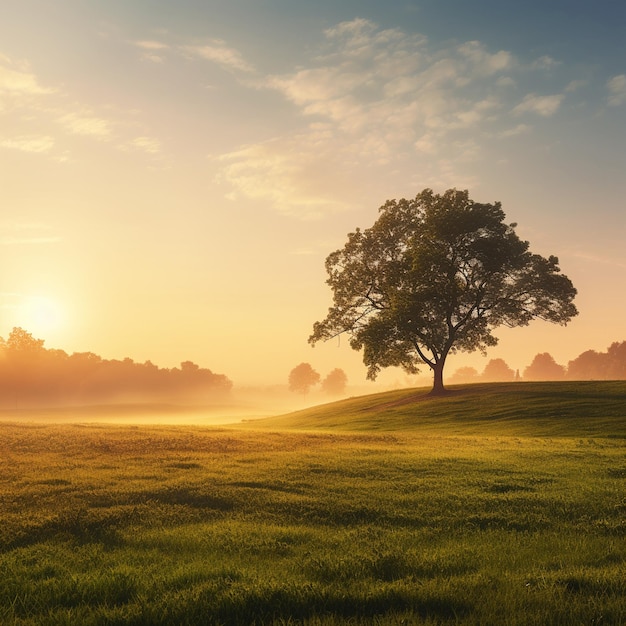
[18,296,64,336]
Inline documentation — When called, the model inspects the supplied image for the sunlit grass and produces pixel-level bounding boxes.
[249,380,626,437]
[1,382,625,624]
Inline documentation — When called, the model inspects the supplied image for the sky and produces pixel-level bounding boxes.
[1,0,625,389]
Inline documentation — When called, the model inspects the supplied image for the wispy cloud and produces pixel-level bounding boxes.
[125,136,161,154]
[1,135,54,152]
[132,37,254,73]
[135,40,169,51]
[1,54,155,160]
[57,112,113,138]
[182,42,254,73]
[0,55,54,97]
[499,123,531,138]
[530,55,561,71]
[607,74,626,106]
[134,40,170,63]
[217,136,352,220]
[512,93,564,116]
[565,79,586,93]
[218,18,528,216]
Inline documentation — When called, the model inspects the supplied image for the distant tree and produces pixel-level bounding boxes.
[606,341,626,379]
[1,328,46,407]
[321,368,348,395]
[481,358,515,382]
[448,366,479,384]
[523,353,566,381]
[566,341,626,380]
[309,188,578,395]
[288,363,320,397]
[567,349,606,380]
[5,327,45,357]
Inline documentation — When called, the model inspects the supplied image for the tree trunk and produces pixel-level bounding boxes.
[430,362,446,395]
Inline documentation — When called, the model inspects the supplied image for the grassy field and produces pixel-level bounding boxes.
[0,381,625,625]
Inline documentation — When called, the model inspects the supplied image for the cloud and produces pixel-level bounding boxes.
[1,135,54,153]
[264,20,519,147]
[499,123,531,138]
[217,18,581,217]
[57,112,112,138]
[565,79,586,93]
[457,41,512,74]
[133,39,170,63]
[0,54,54,116]
[217,137,351,219]
[0,56,53,97]
[0,54,162,163]
[530,55,560,71]
[607,74,626,106]
[134,40,169,51]
[133,36,254,72]
[268,21,511,130]
[218,19,521,215]
[126,136,161,153]
[181,42,254,73]
[512,93,564,116]
[496,76,516,87]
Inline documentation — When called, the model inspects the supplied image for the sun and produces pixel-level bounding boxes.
[19,295,64,337]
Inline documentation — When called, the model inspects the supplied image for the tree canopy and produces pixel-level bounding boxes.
[288,363,320,397]
[310,188,578,394]
[482,358,515,382]
[321,368,348,395]
[524,352,566,381]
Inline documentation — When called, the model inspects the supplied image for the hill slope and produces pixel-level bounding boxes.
[243,381,626,437]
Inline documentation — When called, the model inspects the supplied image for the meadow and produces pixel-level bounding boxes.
[1,381,625,625]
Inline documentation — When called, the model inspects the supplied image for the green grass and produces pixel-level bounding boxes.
[0,381,625,624]
[248,380,626,437]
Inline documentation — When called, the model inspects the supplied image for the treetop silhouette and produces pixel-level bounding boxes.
[0,327,232,408]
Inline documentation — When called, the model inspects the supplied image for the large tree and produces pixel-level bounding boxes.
[309,189,578,394]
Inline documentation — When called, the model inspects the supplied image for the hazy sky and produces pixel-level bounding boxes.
[1,0,625,387]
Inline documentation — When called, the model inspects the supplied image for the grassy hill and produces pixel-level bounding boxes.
[244,380,626,437]
[2,382,625,624]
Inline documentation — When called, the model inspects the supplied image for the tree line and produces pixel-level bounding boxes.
[450,341,626,383]
[0,327,232,408]
[288,363,348,397]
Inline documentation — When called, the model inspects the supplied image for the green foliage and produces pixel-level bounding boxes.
[310,189,578,392]
[0,393,625,624]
